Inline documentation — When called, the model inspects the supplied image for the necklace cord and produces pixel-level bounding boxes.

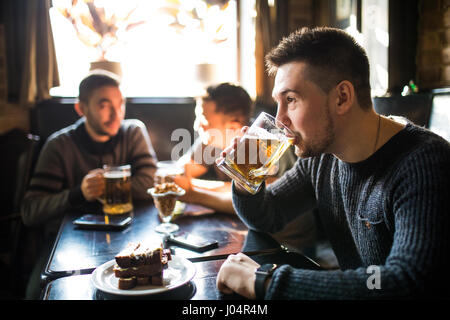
[373,114,381,154]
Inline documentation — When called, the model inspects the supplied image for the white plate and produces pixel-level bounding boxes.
[91,255,196,296]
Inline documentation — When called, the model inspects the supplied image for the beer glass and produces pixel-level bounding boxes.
[155,160,186,218]
[102,164,133,215]
[147,183,186,234]
[216,112,295,194]
[155,160,185,184]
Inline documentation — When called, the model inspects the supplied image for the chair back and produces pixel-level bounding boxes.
[373,93,432,127]
[0,130,41,298]
[13,134,41,212]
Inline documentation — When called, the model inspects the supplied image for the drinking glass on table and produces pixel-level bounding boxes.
[100,164,133,215]
[147,183,186,234]
[216,112,295,194]
[155,160,186,217]
[155,160,185,184]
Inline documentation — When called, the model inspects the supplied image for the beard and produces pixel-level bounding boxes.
[92,120,117,137]
[85,113,120,139]
[294,106,335,158]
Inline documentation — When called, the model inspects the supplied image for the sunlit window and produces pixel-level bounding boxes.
[50,0,239,98]
[328,0,389,98]
[361,0,389,97]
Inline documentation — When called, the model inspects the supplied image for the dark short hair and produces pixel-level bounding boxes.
[266,27,372,109]
[78,72,120,103]
[203,83,253,125]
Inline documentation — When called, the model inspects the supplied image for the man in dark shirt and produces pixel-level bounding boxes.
[21,71,157,299]
[22,72,157,236]
[216,27,450,299]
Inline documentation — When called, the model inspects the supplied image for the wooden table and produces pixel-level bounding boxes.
[43,201,247,280]
[41,200,322,300]
[42,259,228,300]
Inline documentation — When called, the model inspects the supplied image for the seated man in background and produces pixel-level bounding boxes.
[21,71,158,298]
[175,82,256,213]
[174,82,320,254]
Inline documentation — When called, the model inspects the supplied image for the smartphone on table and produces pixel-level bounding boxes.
[73,214,132,231]
[167,232,219,252]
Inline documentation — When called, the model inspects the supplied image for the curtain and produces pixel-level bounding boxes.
[255,0,276,106]
[0,25,7,105]
[1,0,59,109]
[254,0,290,106]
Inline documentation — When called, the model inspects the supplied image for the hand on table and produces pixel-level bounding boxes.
[172,175,195,202]
[81,168,105,201]
[216,252,261,299]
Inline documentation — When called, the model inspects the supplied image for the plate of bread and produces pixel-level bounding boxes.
[91,241,196,296]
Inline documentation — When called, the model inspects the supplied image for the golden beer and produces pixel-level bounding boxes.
[155,161,185,184]
[217,112,295,194]
[103,166,133,215]
[222,135,294,193]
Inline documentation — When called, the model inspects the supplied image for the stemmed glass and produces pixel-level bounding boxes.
[147,184,185,234]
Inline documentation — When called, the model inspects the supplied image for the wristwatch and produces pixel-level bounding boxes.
[254,264,278,300]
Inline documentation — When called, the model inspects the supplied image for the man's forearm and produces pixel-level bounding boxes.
[189,187,236,214]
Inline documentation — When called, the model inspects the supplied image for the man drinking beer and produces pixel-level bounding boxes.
[216,27,450,299]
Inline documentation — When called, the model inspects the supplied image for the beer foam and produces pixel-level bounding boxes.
[246,126,281,141]
[104,170,131,178]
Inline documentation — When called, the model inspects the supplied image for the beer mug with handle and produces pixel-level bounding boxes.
[216,112,295,194]
[101,164,133,215]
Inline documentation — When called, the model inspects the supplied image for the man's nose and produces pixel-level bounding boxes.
[275,107,290,128]
[110,107,118,120]
[111,105,123,119]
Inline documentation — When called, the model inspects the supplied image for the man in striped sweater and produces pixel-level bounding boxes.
[216,27,450,299]
[21,72,158,240]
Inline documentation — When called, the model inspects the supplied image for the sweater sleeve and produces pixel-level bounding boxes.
[126,120,157,200]
[232,159,317,234]
[20,139,84,227]
[265,143,450,299]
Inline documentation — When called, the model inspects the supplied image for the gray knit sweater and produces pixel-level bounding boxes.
[21,118,157,235]
[232,123,450,299]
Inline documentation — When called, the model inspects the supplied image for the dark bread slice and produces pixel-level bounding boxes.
[150,272,163,286]
[115,243,172,290]
[136,271,163,286]
[118,276,137,290]
[136,277,150,286]
[115,242,163,268]
[118,272,163,290]
[113,263,163,278]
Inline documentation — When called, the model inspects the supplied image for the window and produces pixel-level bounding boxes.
[330,0,389,97]
[50,0,242,98]
[361,0,389,97]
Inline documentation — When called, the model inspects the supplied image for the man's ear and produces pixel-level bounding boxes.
[74,102,85,117]
[334,80,354,115]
